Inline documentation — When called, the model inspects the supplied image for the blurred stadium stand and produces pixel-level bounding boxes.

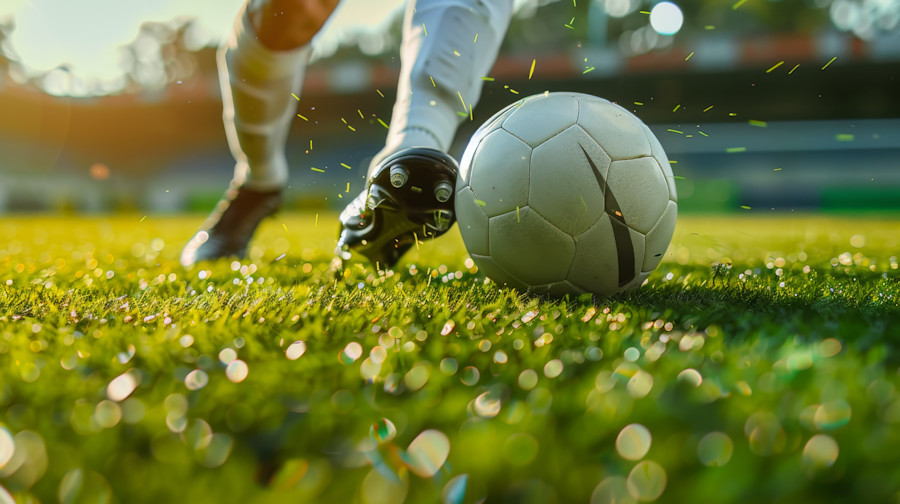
[0,1,898,213]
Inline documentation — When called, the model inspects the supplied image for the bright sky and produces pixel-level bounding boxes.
[0,0,406,94]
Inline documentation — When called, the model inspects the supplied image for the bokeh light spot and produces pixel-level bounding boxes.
[286,341,307,360]
[340,342,363,364]
[697,432,734,467]
[225,360,249,383]
[406,429,450,478]
[650,2,684,35]
[745,411,786,456]
[370,418,397,444]
[474,391,502,418]
[184,369,209,391]
[460,366,480,386]
[218,348,238,365]
[802,434,839,473]
[440,357,459,375]
[627,370,654,399]
[198,433,234,468]
[518,369,539,390]
[814,399,852,430]
[58,468,112,504]
[361,468,409,504]
[591,476,636,504]
[0,427,14,470]
[93,400,122,429]
[616,423,652,461]
[107,369,141,402]
[627,460,667,501]
[677,368,702,387]
[543,359,564,378]
[443,474,469,504]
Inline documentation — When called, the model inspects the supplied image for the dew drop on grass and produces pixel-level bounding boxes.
[226,360,249,383]
[626,460,667,501]
[802,434,839,472]
[370,418,397,444]
[814,399,852,430]
[184,370,208,391]
[616,424,652,461]
[405,429,450,478]
[591,476,636,504]
[697,432,733,467]
[286,341,307,360]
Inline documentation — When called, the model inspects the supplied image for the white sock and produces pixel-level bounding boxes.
[219,6,312,190]
[369,0,514,175]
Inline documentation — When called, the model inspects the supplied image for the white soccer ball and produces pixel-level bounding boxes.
[455,91,677,296]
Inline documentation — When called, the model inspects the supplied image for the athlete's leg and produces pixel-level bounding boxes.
[181,0,339,267]
[370,0,515,173]
[337,0,514,267]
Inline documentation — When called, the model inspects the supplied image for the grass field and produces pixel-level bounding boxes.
[1,214,899,503]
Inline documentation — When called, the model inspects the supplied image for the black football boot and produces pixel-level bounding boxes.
[336,147,458,268]
[180,185,282,267]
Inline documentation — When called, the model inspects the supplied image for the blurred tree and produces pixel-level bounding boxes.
[0,20,13,87]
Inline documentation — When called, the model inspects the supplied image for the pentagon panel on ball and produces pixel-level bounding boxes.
[456,91,677,297]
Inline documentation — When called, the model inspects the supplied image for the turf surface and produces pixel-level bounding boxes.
[1,214,899,503]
